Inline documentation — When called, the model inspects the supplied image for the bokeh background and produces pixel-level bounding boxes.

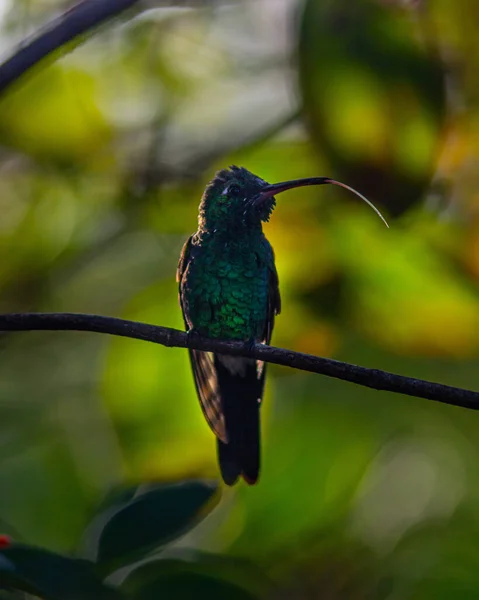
[1,0,479,597]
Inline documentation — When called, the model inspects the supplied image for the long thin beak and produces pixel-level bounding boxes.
[256,177,389,228]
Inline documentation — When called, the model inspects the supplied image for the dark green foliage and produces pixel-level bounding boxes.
[95,480,219,570]
[0,546,120,600]
[122,555,263,600]
[0,480,262,600]
[126,570,255,600]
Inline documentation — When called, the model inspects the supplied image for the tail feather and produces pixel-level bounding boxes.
[239,392,260,484]
[217,439,241,486]
[215,355,261,485]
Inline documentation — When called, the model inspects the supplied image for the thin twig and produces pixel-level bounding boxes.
[0,0,215,96]
[0,0,141,95]
[0,312,478,411]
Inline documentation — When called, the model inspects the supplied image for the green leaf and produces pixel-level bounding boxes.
[298,0,446,216]
[125,549,272,598]
[0,545,121,600]
[96,480,219,571]
[121,558,259,600]
[95,484,142,517]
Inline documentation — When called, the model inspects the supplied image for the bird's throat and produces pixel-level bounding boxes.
[199,220,263,243]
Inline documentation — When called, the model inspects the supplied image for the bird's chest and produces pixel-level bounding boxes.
[185,241,269,340]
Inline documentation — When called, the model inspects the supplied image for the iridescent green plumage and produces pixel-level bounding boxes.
[179,230,275,340]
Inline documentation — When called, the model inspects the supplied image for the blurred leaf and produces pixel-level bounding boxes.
[122,558,259,600]
[0,545,120,600]
[131,548,272,597]
[96,480,219,571]
[0,64,111,164]
[298,0,446,216]
[94,484,142,518]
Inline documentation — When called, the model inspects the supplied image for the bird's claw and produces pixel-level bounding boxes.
[243,337,256,352]
[186,328,201,349]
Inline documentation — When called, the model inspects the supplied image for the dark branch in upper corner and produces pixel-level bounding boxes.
[1,312,479,412]
[0,0,213,96]
[0,0,141,95]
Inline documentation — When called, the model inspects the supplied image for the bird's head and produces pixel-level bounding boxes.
[198,166,273,232]
[198,165,388,233]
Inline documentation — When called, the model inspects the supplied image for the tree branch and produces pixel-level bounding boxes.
[0,0,142,95]
[1,312,478,411]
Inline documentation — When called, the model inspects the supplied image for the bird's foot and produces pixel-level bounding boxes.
[186,328,201,349]
[243,337,256,353]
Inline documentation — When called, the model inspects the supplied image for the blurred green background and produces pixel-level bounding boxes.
[1,0,479,597]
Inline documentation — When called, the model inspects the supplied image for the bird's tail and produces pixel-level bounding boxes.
[214,355,261,485]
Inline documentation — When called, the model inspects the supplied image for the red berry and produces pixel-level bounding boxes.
[0,535,11,548]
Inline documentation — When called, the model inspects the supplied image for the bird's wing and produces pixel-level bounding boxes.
[263,247,281,346]
[177,235,228,443]
[257,240,281,399]
[176,235,193,287]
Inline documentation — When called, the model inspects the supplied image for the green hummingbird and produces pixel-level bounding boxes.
[177,166,387,485]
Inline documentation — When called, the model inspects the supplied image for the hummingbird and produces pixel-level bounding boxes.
[177,166,387,485]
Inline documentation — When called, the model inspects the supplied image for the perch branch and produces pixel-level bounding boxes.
[0,0,142,95]
[0,312,478,411]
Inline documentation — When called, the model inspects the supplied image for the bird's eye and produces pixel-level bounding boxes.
[228,184,241,197]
